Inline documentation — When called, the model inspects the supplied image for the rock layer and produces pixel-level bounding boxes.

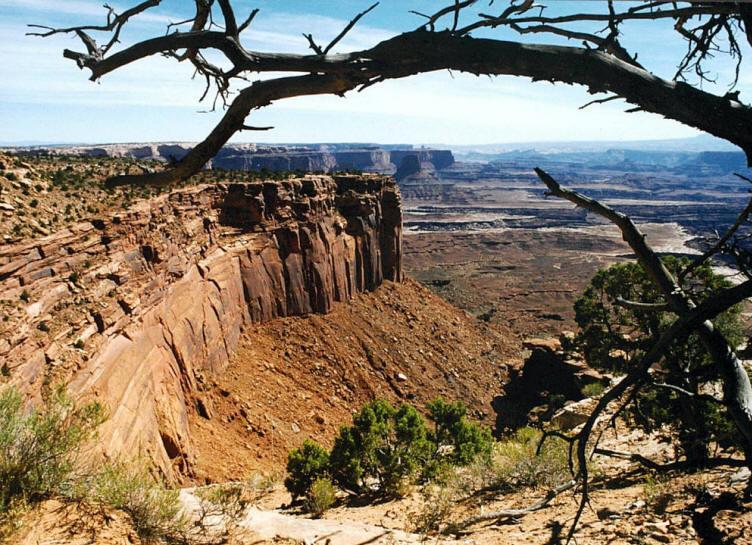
[7,143,455,177]
[0,174,401,479]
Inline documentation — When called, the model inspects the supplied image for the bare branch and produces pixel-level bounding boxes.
[323,2,379,54]
[614,297,669,311]
[458,479,576,528]
[238,8,260,34]
[653,382,726,406]
[217,0,238,36]
[680,194,752,281]
[534,168,752,541]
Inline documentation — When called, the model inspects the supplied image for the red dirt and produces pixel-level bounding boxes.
[189,279,520,483]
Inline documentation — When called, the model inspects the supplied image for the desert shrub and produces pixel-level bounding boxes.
[427,398,493,466]
[329,399,432,497]
[0,385,105,512]
[574,257,744,464]
[288,399,493,502]
[413,480,458,535]
[91,461,186,541]
[581,382,605,398]
[247,471,281,495]
[492,427,570,489]
[196,482,249,521]
[285,439,330,500]
[195,482,250,539]
[304,477,336,517]
[642,474,671,514]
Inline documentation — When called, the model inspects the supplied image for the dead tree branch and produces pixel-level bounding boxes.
[680,195,752,281]
[458,479,577,528]
[30,1,752,186]
[534,167,752,542]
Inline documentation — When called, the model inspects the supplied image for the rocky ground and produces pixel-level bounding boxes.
[0,152,266,242]
[189,279,519,482]
[12,413,751,545]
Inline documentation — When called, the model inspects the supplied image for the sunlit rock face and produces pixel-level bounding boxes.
[0,174,402,480]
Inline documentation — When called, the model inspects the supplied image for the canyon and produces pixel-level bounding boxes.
[6,143,455,181]
[0,173,405,479]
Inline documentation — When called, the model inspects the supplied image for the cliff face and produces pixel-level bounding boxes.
[0,174,401,479]
[8,144,456,177]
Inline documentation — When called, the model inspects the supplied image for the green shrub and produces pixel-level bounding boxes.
[288,398,494,502]
[91,462,186,541]
[195,482,250,538]
[305,477,336,517]
[0,385,105,512]
[329,399,431,497]
[427,398,493,466]
[285,439,330,500]
[642,474,671,514]
[581,382,605,398]
[492,427,570,489]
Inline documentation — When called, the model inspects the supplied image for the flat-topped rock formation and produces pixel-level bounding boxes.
[5,143,455,180]
[0,174,401,479]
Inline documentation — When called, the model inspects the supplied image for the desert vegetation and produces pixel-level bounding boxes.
[0,385,189,542]
[285,398,492,507]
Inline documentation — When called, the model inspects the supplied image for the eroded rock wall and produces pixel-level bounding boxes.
[0,174,401,479]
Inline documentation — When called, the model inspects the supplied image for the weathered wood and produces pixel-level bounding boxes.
[459,479,577,528]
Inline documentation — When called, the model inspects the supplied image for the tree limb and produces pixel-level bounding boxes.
[680,194,752,281]
[458,479,577,528]
[534,168,752,542]
[615,297,669,311]
[66,30,752,185]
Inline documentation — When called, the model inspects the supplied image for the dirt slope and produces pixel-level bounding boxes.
[188,279,520,483]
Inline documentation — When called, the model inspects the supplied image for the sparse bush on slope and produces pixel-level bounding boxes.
[305,477,336,517]
[90,462,186,542]
[0,385,105,512]
[492,427,571,489]
[0,385,186,542]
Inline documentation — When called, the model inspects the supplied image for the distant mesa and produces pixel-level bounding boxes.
[4,142,455,181]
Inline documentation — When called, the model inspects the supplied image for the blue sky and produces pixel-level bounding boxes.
[0,0,749,145]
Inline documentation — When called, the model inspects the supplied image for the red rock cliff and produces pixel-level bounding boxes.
[0,174,401,479]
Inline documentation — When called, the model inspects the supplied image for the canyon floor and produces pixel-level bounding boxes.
[403,222,700,338]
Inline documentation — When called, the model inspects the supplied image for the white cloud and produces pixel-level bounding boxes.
[0,5,710,144]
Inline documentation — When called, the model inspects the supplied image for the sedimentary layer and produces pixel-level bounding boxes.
[0,174,401,479]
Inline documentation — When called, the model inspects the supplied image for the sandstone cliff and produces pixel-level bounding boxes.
[7,143,455,178]
[0,174,401,479]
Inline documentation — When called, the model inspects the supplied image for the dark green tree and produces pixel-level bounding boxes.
[574,257,744,465]
[284,439,330,500]
[329,399,432,497]
[427,398,492,466]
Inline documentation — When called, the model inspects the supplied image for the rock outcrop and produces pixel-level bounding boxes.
[0,174,401,479]
[7,143,455,177]
[492,336,607,433]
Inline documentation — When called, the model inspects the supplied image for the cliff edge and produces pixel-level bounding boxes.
[0,174,401,479]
